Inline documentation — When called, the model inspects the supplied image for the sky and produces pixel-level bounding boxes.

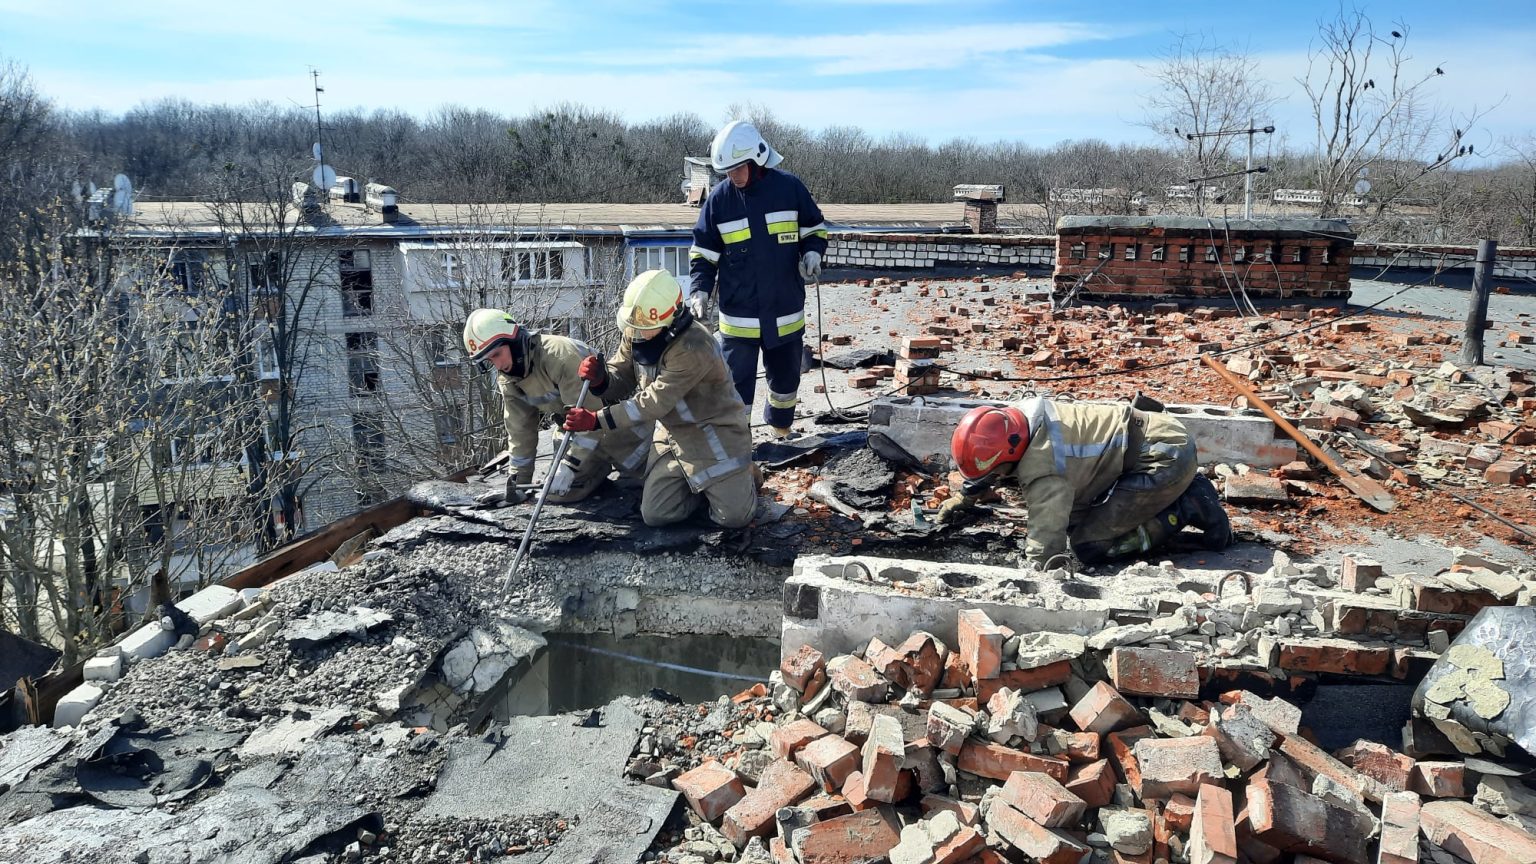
[1,0,1533,154]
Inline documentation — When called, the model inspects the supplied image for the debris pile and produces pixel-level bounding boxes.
[652,603,1536,864]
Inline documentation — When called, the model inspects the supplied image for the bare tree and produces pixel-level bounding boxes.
[1141,34,1280,216]
[1300,10,1492,225]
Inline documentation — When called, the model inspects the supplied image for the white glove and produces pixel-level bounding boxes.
[546,461,576,496]
[798,251,823,280]
[686,292,709,319]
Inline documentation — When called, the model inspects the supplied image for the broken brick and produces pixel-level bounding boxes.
[1378,791,1422,864]
[1188,783,1237,864]
[771,717,830,760]
[1106,725,1156,797]
[795,806,902,864]
[1410,761,1466,798]
[1485,460,1529,485]
[1134,736,1224,799]
[795,733,860,794]
[1109,646,1199,699]
[1163,793,1196,833]
[828,655,889,703]
[1245,778,1373,864]
[1202,702,1275,771]
[721,759,817,848]
[1064,759,1116,808]
[925,701,973,756]
[1276,732,1387,804]
[956,740,1068,782]
[1069,681,1141,735]
[921,793,979,827]
[672,762,746,822]
[1277,637,1391,676]
[957,608,1006,681]
[975,661,1073,703]
[1341,555,1384,593]
[1420,799,1536,864]
[999,771,1086,828]
[895,631,947,693]
[987,801,1092,864]
[781,644,826,693]
[860,714,904,803]
[1334,739,1414,792]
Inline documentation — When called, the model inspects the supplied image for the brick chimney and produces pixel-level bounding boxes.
[955,184,1004,234]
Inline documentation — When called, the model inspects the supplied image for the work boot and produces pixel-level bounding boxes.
[1173,474,1232,550]
[770,426,793,439]
[751,463,764,492]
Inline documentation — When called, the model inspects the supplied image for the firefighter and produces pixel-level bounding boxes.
[462,309,651,505]
[687,120,828,437]
[563,269,757,529]
[938,398,1232,568]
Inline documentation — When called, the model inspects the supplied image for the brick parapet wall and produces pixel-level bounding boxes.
[1052,218,1354,300]
[825,232,1055,269]
[1352,242,1536,278]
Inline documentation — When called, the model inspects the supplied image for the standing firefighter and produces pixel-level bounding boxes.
[563,270,757,529]
[939,398,1232,568]
[463,309,651,505]
[687,120,828,437]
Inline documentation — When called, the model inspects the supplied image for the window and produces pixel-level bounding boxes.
[1124,244,1138,261]
[502,249,567,283]
[1205,245,1221,263]
[346,332,380,396]
[1290,246,1306,264]
[1151,245,1166,262]
[632,245,689,278]
[248,252,281,294]
[339,250,373,317]
[1069,243,1087,260]
[170,250,208,294]
[1177,245,1190,263]
[441,251,460,283]
[352,412,385,475]
[1099,244,1113,260]
[1233,245,1247,263]
[255,330,280,380]
[434,410,462,445]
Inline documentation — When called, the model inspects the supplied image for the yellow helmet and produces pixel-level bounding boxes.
[617,269,684,334]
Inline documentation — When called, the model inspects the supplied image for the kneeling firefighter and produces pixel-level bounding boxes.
[463,309,651,505]
[563,270,757,529]
[939,397,1232,568]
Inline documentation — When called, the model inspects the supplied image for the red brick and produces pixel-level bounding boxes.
[781,644,826,693]
[999,771,1085,828]
[1064,759,1116,808]
[800,792,852,822]
[840,770,873,811]
[1485,460,1529,485]
[1163,792,1196,832]
[957,608,1005,681]
[956,740,1068,782]
[975,660,1072,703]
[861,714,905,803]
[1203,702,1276,771]
[1409,761,1466,798]
[721,759,817,848]
[796,806,902,864]
[864,637,907,685]
[1276,731,1387,804]
[1334,739,1414,792]
[1106,725,1156,797]
[1341,555,1384,593]
[769,835,794,864]
[1109,646,1199,698]
[771,718,830,760]
[1420,799,1536,864]
[1069,681,1141,734]
[672,762,746,822]
[1134,736,1224,799]
[987,801,1091,864]
[895,631,947,693]
[926,701,974,756]
[828,655,888,703]
[1278,637,1392,675]
[1189,783,1237,864]
[1060,730,1100,763]
[1245,778,1372,864]
[796,734,860,794]
[1378,791,1421,864]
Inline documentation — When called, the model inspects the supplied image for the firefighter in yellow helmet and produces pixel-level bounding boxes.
[462,309,651,505]
[563,270,757,529]
[940,398,1231,568]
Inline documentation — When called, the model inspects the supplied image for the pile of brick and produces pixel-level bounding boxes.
[662,605,1536,864]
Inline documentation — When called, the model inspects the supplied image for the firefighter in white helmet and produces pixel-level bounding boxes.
[563,270,757,529]
[687,120,828,438]
[462,309,651,505]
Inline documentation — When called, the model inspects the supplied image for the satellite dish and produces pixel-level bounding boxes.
[112,173,134,216]
[1354,179,1372,196]
[313,142,323,161]
[313,164,337,190]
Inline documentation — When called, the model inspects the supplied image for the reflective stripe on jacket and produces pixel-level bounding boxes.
[688,169,828,348]
[595,321,753,492]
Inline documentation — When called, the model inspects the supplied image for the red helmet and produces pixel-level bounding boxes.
[951,405,1030,480]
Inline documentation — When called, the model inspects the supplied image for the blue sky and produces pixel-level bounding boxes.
[2,0,1532,153]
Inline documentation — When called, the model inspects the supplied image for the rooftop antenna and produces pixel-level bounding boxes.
[308,68,336,192]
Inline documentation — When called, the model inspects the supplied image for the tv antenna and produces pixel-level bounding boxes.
[1184,121,1275,219]
[308,68,337,191]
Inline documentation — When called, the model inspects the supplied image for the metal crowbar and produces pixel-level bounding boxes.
[495,379,592,601]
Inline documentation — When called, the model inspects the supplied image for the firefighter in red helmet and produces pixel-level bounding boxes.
[942,398,1231,568]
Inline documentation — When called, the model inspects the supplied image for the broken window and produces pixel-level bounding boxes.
[1070,243,1086,260]
[1099,243,1113,260]
[339,250,374,317]
[1233,245,1247,263]
[1177,245,1190,263]
[434,410,462,444]
[1291,246,1306,264]
[346,332,380,396]
[1151,245,1166,262]
[1205,245,1221,263]
[351,411,385,474]
[170,250,208,294]
[1124,244,1138,261]
[248,251,281,294]
[1321,244,1333,265]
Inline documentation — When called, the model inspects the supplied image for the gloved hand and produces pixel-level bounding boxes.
[686,292,709,319]
[577,355,606,387]
[798,251,823,280]
[934,494,975,524]
[564,407,598,432]
[547,461,576,496]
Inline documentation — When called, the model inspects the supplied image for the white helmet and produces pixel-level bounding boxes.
[710,120,783,172]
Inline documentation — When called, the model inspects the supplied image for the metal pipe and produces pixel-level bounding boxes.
[497,378,592,601]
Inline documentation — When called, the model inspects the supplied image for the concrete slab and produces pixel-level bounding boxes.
[175,585,243,625]
[119,622,175,662]
[82,654,122,682]
[52,683,104,728]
